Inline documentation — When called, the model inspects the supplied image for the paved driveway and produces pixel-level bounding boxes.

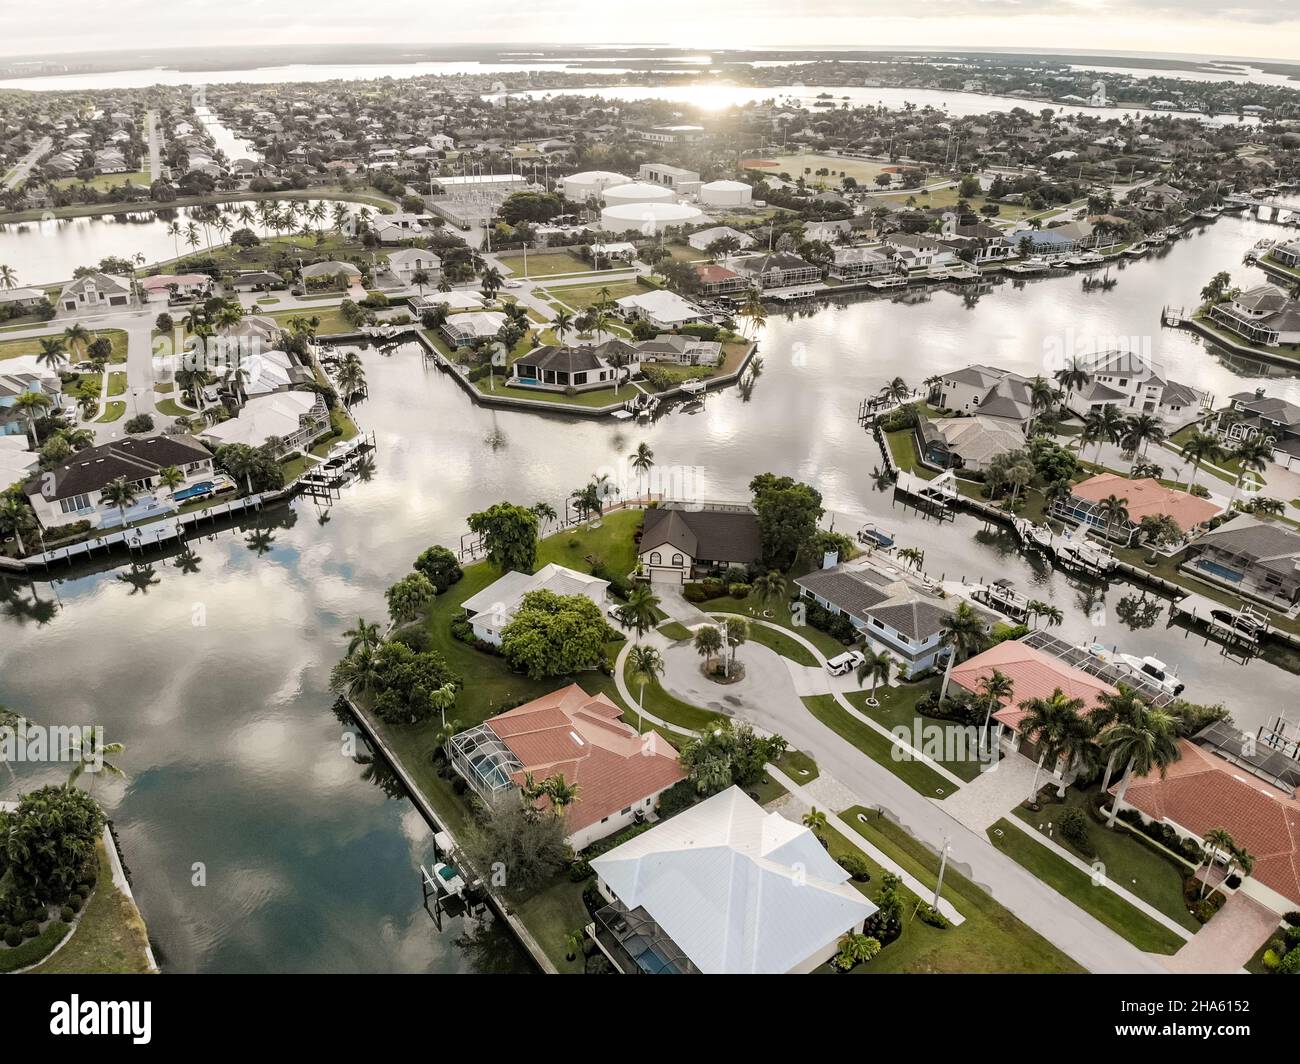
[1160,893,1280,974]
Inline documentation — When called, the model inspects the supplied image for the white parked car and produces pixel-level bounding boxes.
[825,650,866,677]
[502,279,522,289]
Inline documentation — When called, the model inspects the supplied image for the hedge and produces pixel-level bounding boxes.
[0,921,72,973]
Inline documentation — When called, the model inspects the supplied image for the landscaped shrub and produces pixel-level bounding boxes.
[1284,911,1300,927]
[801,599,858,643]
[3,928,21,948]
[656,779,697,819]
[1059,808,1091,852]
[67,895,83,913]
[681,584,708,603]
[59,906,75,923]
[1263,949,1283,971]
[124,413,155,434]
[584,954,614,975]
[1278,948,1300,975]
[699,578,725,599]
[1283,926,1300,949]
[916,903,951,929]
[727,582,751,599]
[1226,874,1242,889]
[0,922,72,973]
[836,853,872,882]
[20,921,39,939]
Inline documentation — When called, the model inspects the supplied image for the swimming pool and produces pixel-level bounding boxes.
[172,481,214,502]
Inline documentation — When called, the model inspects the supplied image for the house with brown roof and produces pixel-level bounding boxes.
[637,501,762,584]
[1113,738,1300,916]
[24,434,214,531]
[446,684,685,848]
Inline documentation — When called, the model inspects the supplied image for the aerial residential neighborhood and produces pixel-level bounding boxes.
[1,8,1300,1036]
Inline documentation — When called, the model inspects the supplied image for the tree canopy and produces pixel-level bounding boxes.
[500,590,610,680]
[749,473,824,567]
[467,502,539,574]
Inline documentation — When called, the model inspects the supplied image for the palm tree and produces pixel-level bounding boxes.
[530,501,557,532]
[0,496,35,556]
[343,617,380,656]
[802,807,829,835]
[896,546,924,571]
[693,624,723,672]
[36,336,67,371]
[66,731,127,793]
[0,264,20,289]
[1026,375,1056,435]
[629,441,655,500]
[1120,414,1165,467]
[855,647,894,706]
[977,668,1014,751]
[542,774,580,814]
[1200,827,1236,898]
[1096,493,1130,541]
[740,286,767,338]
[553,310,573,346]
[157,465,184,494]
[1101,706,1180,827]
[14,390,52,448]
[564,928,586,963]
[1053,356,1089,401]
[329,644,383,695]
[752,569,787,610]
[1229,435,1273,506]
[1179,429,1223,492]
[1080,404,1124,463]
[617,585,661,643]
[628,644,665,729]
[1086,684,1144,796]
[1018,689,1090,803]
[428,682,457,729]
[938,600,985,700]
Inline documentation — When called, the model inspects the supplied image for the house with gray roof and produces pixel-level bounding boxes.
[637,502,761,584]
[1065,350,1209,430]
[795,559,981,677]
[57,272,134,313]
[1209,284,1300,347]
[1183,514,1300,610]
[511,340,637,392]
[932,365,1034,428]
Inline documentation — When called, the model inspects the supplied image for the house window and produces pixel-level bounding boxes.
[59,494,91,514]
[574,372,587,385]
[671,553,684,567]
[649,552,662,565]
[620,806,632,816]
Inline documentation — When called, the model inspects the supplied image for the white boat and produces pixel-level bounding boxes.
[678,378,706,395]
[1080,644,1185,697]
[1052,529,1116,575]
[867,275,908,290]
[427,861,466,897]
[1012,517,1053,551]
[610,408,633,419]
[1124,242,1149,258]
[1196,205,1223,220]
[1006,257,1050,274]
[1065,252,1105,267]
[970,579,1031,620]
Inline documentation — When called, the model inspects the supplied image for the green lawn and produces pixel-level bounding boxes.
[656,620,693,641]
[106,371,127,397]
[537,279,646,311]
[96,401,126,423]
[740,621,819,666]
[0,327,128,364]
[53,170,151,192]
[280,454,313,481]
[775,747,819,783]
[1012,786,1200,932]
[155,398,190,418]
[496,250,593,277]
[270,306,355,338]
[801,694,956,797]
[622,658,722,733]
[844,678,990,783]
[986,818,1187,954]
[821,813,1084,973]
[28,840,154,974]
[513,878,591,973]
[700,587,847,659]
[473,377,626,408]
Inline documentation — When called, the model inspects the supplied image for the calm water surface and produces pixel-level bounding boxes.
[2,201,1298,972]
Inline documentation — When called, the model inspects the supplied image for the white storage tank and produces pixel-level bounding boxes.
[699,180,753,207]
[557,170,629,202]
[601,182,677,207]
[600,201,704,235]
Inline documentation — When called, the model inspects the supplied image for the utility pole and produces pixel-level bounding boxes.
[934,837,951,910]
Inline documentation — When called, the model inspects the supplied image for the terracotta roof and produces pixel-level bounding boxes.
[948,639,1116,734]
[1116,740,1300,908]
[486,685,685,833]
[694,264,742,284]
[1070,473,1221,532]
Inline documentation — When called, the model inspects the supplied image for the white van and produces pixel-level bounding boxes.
[825,650,865,676]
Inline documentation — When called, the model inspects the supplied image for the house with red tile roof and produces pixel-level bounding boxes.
[446,684,685,849]
[948,638,1117,758]
[1051,473,1221,546]
[1113,739,1300,915]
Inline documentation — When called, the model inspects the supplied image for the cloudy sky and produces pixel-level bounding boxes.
[4,0,1300,63]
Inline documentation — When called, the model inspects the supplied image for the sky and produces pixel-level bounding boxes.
[2,1,1300,64]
